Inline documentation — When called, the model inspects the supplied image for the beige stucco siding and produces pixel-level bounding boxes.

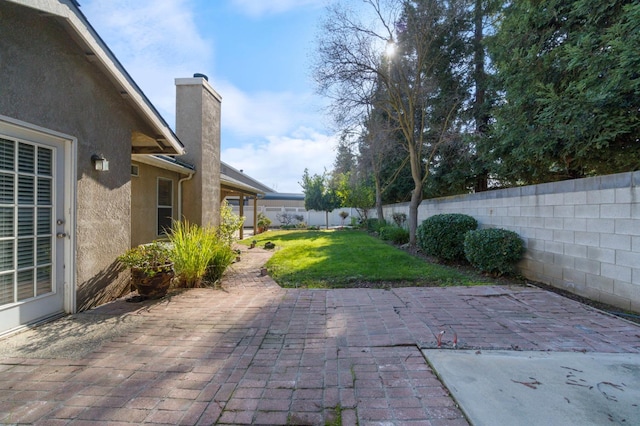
[131,162,182,247]
[0,3,158,310]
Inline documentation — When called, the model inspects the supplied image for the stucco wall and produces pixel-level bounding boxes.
[0,3,158,310]
[131,162,182,247]
[382,172,640,312]
[176,78,222,228]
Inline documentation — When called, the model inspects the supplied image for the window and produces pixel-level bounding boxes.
[0,137,53,306]
[131,164,139,177]
[157,178,173,235]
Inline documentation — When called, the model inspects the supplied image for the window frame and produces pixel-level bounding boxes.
[156,177,173,236]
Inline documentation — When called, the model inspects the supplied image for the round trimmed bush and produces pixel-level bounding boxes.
[464,228,524,276]
[416,214,477,261]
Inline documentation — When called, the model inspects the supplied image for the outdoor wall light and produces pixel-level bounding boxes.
[91,154,109,171]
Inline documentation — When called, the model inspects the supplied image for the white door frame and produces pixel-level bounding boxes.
[0,114,77,318]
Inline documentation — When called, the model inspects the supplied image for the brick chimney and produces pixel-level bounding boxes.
[175,74,221,227]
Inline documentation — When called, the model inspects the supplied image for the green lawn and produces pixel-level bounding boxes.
[242,229,492,289]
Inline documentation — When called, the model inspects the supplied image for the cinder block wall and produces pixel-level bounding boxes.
[382,172,640,312]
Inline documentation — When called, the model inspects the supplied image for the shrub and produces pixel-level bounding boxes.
[218,201,244,247]
[378,226,410,245]
[392,212,407,228]
[363,218,387,232]
[417,214,478,261]
[464,228,524,276]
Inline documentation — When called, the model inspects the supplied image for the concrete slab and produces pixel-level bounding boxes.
[423,350,640,425]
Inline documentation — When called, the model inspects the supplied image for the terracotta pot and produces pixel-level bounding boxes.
[131,266,174,299]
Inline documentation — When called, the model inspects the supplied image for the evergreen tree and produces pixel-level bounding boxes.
[489,0,640,183]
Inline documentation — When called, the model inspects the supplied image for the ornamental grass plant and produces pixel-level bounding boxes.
[168,220,221,288]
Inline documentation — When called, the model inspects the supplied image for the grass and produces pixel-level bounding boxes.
[243,229,492,289]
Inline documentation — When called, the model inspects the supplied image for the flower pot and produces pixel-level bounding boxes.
[131,265,174,299]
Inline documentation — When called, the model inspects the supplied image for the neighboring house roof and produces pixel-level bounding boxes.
[221,173,265,197]
[220,162,276,193]
[262,192,304,201]
[10,0,184,155]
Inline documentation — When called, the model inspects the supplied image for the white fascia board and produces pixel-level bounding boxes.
[10,0,185,155]
[132,154,194,175]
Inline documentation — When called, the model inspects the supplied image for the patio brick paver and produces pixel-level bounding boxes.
[1,246,639,425]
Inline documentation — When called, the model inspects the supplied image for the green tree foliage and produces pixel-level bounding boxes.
[334,172,375,221]
[489,0,640,183]
[300,169,341,229]
[333,134,356,176]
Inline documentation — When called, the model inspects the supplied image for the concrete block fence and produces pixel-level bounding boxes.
[382,172,640,312]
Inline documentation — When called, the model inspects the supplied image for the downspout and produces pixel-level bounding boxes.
[178,172,194,220]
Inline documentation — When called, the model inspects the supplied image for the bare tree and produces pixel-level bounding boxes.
[314,0,461,245]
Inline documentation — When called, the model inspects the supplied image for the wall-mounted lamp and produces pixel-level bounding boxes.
[91,154,109,171]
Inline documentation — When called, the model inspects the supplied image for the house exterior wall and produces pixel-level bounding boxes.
[130,162,182,247]
[382,172,640,313]
[0,2,157,310]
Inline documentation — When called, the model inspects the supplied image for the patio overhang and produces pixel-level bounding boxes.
[220,173,264,240]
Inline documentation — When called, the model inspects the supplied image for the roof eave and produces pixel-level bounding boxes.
[11,0,185,155]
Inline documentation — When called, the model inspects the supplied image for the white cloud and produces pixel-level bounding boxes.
[216,80,324,139]
[230,0,327,17]
[222,128,337,193]
[80,0,336,192]
[80,0,212,124]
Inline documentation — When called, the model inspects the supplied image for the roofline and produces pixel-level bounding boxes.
[221,175,265,197]
[262,192,305,201]
[10,0,185,155]
[221,161,276,193]
[132,154,195,175]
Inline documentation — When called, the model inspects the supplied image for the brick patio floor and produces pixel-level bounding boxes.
[1,247,639,425]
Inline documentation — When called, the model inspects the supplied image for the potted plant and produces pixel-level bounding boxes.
[257,213,271,234]
[117,241,174,299]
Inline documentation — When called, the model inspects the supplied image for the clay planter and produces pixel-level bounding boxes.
[131,265,174,299]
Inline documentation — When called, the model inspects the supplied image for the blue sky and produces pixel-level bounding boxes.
[80,0,335,193]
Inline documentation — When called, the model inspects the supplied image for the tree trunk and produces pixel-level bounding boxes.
[473,0,489,192]
[406,134,423,247]
[325,211,329,229]
[408,182,422,246]
[374,175,384,223]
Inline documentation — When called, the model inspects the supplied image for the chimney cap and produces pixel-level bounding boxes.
[193,73,209,81]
